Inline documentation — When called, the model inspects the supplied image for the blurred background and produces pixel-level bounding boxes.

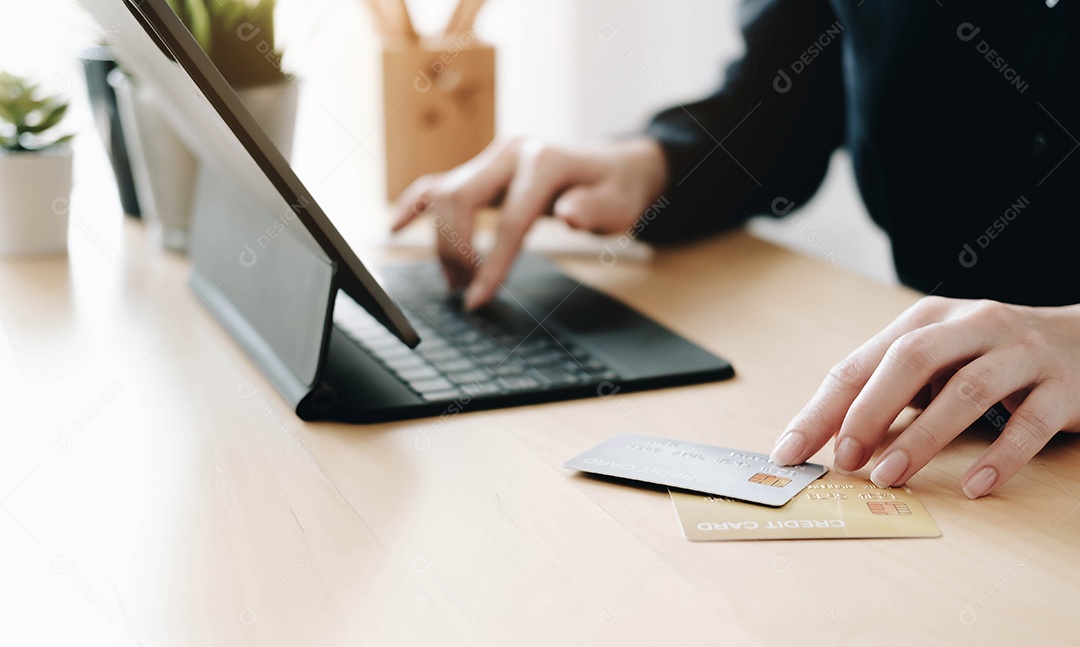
[2,0,895,278]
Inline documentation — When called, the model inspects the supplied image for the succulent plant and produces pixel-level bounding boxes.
[0,73,73,153]
[166,0,287,88]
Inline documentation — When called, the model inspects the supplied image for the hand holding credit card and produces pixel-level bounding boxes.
[564,433,828,507]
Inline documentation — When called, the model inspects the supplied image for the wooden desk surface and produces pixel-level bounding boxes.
[2,211,1077,646]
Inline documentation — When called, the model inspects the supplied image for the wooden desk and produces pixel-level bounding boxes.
[2,212,1077,646]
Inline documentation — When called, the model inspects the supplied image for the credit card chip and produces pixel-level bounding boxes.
[749,473,792,488]
[867,501,912,516]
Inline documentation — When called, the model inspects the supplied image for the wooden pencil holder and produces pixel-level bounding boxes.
[381,36,496,200]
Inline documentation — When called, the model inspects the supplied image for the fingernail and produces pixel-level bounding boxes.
[963,466,998,499]
[411,198,430,216]
[770,431,805,466]
[463,285,483,311]
[870,449,910,488]
[833,436,865,473]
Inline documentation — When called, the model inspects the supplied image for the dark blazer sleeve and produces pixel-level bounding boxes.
[640,0,845,242]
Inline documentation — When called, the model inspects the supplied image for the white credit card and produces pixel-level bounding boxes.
[565,433,828,507]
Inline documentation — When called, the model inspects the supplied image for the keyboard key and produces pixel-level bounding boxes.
[516,339,555,354]
[583,357,608,371]
[393,365,440,381]
[490,363,525,377]
[439,323,471,336]
[409,377,455,393]
[494,333,521,346]
[416,337,450,350]
[455,330,486,344]
[461,341,499,355]
[373,345,414,361]
[418,347,463,362]
[586,370,619,382]
[529,366,582,388]
[498,375,542,392]
[364,334,406,349]
[476,352,511,365]
[434,359,476,373]
[420,389,461,402]
[472,320,506,335]
[520,350,567,365]
[561,357,609,373]
[447,370,492,385]
[564,345,592,361]
[460,382,503,397]
[382,354,427,370]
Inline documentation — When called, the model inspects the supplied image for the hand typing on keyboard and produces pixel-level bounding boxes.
[390,137,667,310]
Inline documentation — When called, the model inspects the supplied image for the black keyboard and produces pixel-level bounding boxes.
[333,293,621,403]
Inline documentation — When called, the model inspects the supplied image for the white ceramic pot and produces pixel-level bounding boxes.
[111,69,299,253]
[237,80,300,161]
[0,147,73,256]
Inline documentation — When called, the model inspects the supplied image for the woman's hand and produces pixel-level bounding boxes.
[770,296,1080,498]
[391,137,667,310]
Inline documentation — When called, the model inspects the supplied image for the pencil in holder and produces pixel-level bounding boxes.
[381,36,496,200]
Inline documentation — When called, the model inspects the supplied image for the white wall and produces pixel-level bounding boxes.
[568,0,744,140]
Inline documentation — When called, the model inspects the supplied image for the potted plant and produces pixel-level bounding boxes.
[111,0,299,251]
[0,73,74,256]
[168,0,298,153]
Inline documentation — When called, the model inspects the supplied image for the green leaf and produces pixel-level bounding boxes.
[0,72,69,142]
[164,0,286,86]
[17,102,65,135]
[39,102,69,130]
[12,94,38,121]
[0,102,17,125]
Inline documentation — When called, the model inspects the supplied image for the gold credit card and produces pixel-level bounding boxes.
[670,473,941,541]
